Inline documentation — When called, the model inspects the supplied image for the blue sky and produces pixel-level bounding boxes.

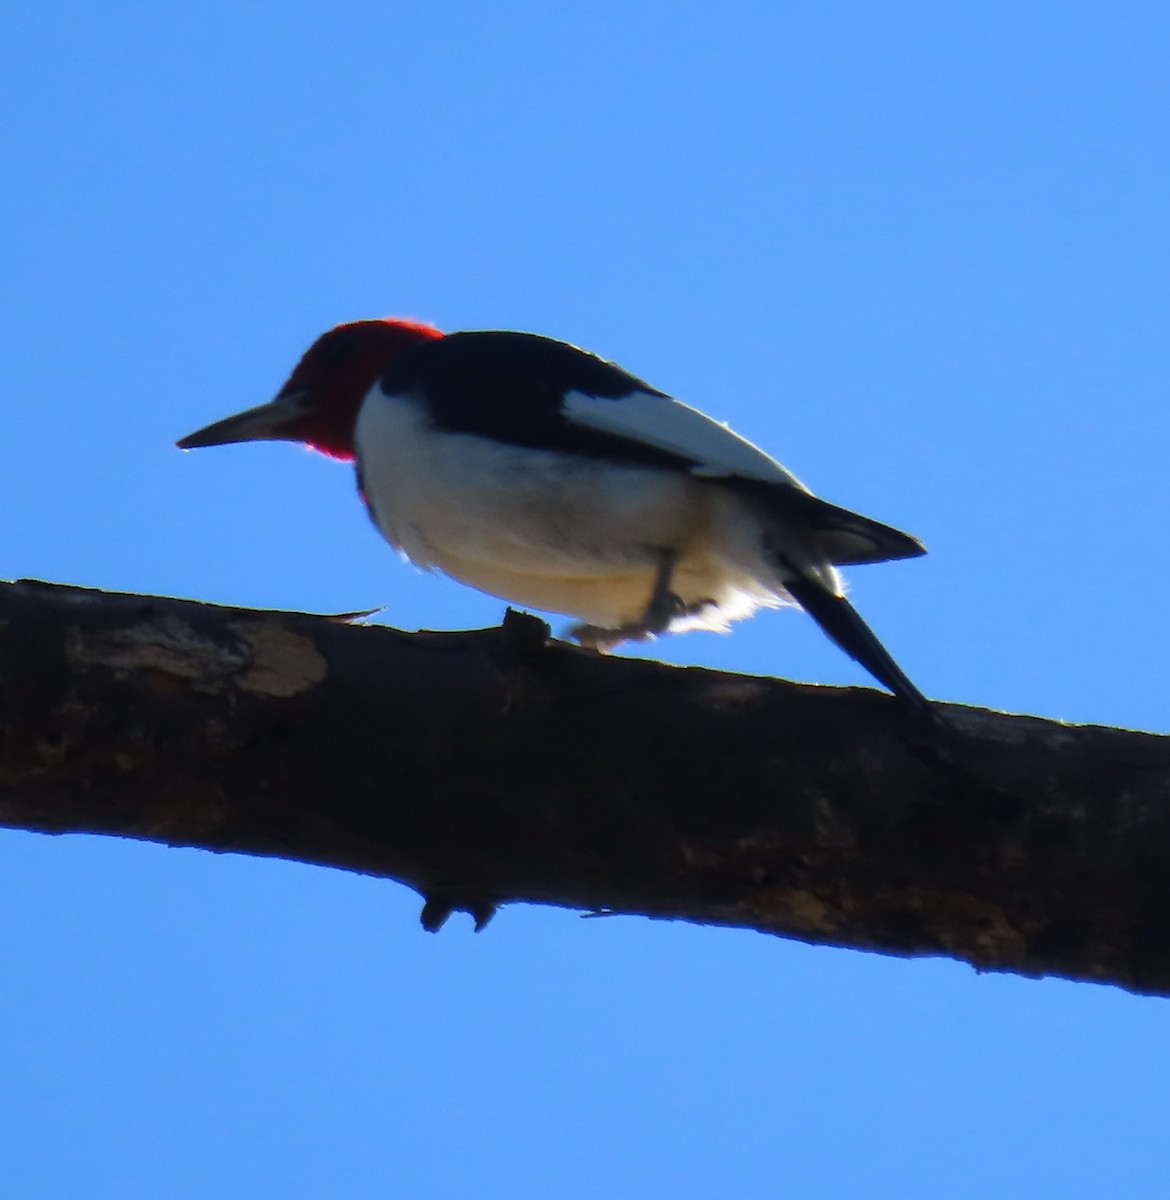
[3,3,1169,1196]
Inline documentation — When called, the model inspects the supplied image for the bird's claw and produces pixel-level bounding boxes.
[569,622,655,652]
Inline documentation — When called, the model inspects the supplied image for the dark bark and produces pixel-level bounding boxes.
[1,578,1169,995]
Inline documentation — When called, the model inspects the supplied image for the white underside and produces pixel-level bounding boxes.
[354,391,841,634]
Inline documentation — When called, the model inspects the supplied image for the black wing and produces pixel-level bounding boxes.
[384,330,925,566]
[381,330,687,469]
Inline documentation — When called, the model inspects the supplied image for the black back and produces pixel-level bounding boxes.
[381,331,691,469]
[381,330,925,566]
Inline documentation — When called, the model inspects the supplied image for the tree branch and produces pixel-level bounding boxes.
[2,578,1168,994]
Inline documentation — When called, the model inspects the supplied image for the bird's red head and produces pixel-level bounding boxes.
[177,317,444,461]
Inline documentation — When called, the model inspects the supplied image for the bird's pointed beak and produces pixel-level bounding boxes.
[176,391,310,450]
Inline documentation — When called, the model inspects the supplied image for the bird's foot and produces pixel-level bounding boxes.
[571,596,717,653]
[570,621,657,652]
[571,552,694,651]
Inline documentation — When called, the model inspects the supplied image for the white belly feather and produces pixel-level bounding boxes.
[354,391,824,631]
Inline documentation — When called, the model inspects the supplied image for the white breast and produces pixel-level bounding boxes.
[353,388,817,631]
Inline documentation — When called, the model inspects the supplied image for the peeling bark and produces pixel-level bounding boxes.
[2,578,1169,995]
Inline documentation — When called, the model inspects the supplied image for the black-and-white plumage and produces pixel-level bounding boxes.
[177,319,929,708]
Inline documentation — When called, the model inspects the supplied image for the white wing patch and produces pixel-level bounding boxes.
[562,389,808,489]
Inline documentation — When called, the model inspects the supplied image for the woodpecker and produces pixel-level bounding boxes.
[178,318,929,708]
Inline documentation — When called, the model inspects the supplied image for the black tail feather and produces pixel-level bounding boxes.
[781,574,929,711]
[739,482,927,565]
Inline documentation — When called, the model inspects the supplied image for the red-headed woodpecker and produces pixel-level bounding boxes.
[178,319,929,708]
